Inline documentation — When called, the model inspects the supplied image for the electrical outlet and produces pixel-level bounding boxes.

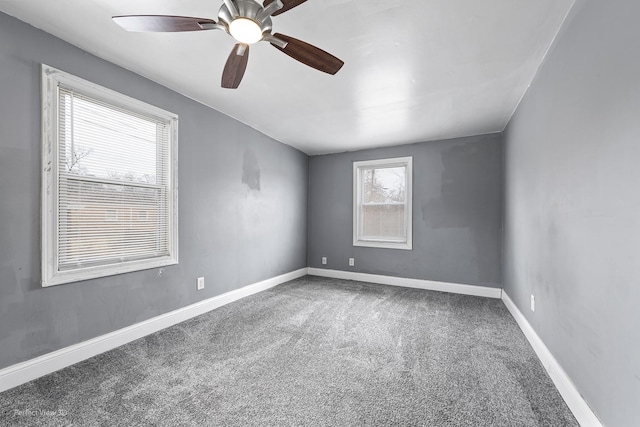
[530,294,535,312]
[197,277,205,291]
[348,258,355,267]
[321,256,327,265]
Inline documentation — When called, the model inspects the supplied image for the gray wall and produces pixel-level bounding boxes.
[308,134,503,288]
[503,0,640,425]
[0,12,308,370]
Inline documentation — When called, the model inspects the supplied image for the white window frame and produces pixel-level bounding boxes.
[353,156,413,250]
[41,64,179,287]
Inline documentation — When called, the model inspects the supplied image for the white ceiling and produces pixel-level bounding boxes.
[0,0,574,155]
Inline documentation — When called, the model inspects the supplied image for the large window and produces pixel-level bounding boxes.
[41,65,178,287]
[353,157,412,250]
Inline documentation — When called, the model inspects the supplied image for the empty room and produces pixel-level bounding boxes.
[0,0,637,426]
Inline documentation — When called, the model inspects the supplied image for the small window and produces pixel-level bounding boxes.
[353,157,412,250]
[41,65,178,286]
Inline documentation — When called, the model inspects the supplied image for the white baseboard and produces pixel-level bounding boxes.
[501,292,602,427]
[0,267,308,393]
[307,268,502,299]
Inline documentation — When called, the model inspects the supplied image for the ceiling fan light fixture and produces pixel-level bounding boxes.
[229,18,263,44]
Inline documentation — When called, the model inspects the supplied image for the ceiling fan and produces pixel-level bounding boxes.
[113,0,344,89]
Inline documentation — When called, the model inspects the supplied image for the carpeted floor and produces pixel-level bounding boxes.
[0,276,578,426]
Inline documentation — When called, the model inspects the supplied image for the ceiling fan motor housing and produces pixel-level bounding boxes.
[218,0,273,36]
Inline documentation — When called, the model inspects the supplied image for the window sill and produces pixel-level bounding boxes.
[353,239,413,250]
[42,256,178,287]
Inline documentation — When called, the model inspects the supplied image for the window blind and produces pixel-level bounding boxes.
[57,87,171,270]
[360,166,407,241]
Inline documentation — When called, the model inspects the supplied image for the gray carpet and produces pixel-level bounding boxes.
[0,276,577,426]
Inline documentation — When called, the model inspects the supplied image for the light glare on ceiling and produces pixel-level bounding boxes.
[229,18,262,44]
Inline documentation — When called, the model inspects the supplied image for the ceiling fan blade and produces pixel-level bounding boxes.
[222,44,250,89]
[263,0,308,16]
[270,33,344,75]
[112,15,217,32]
